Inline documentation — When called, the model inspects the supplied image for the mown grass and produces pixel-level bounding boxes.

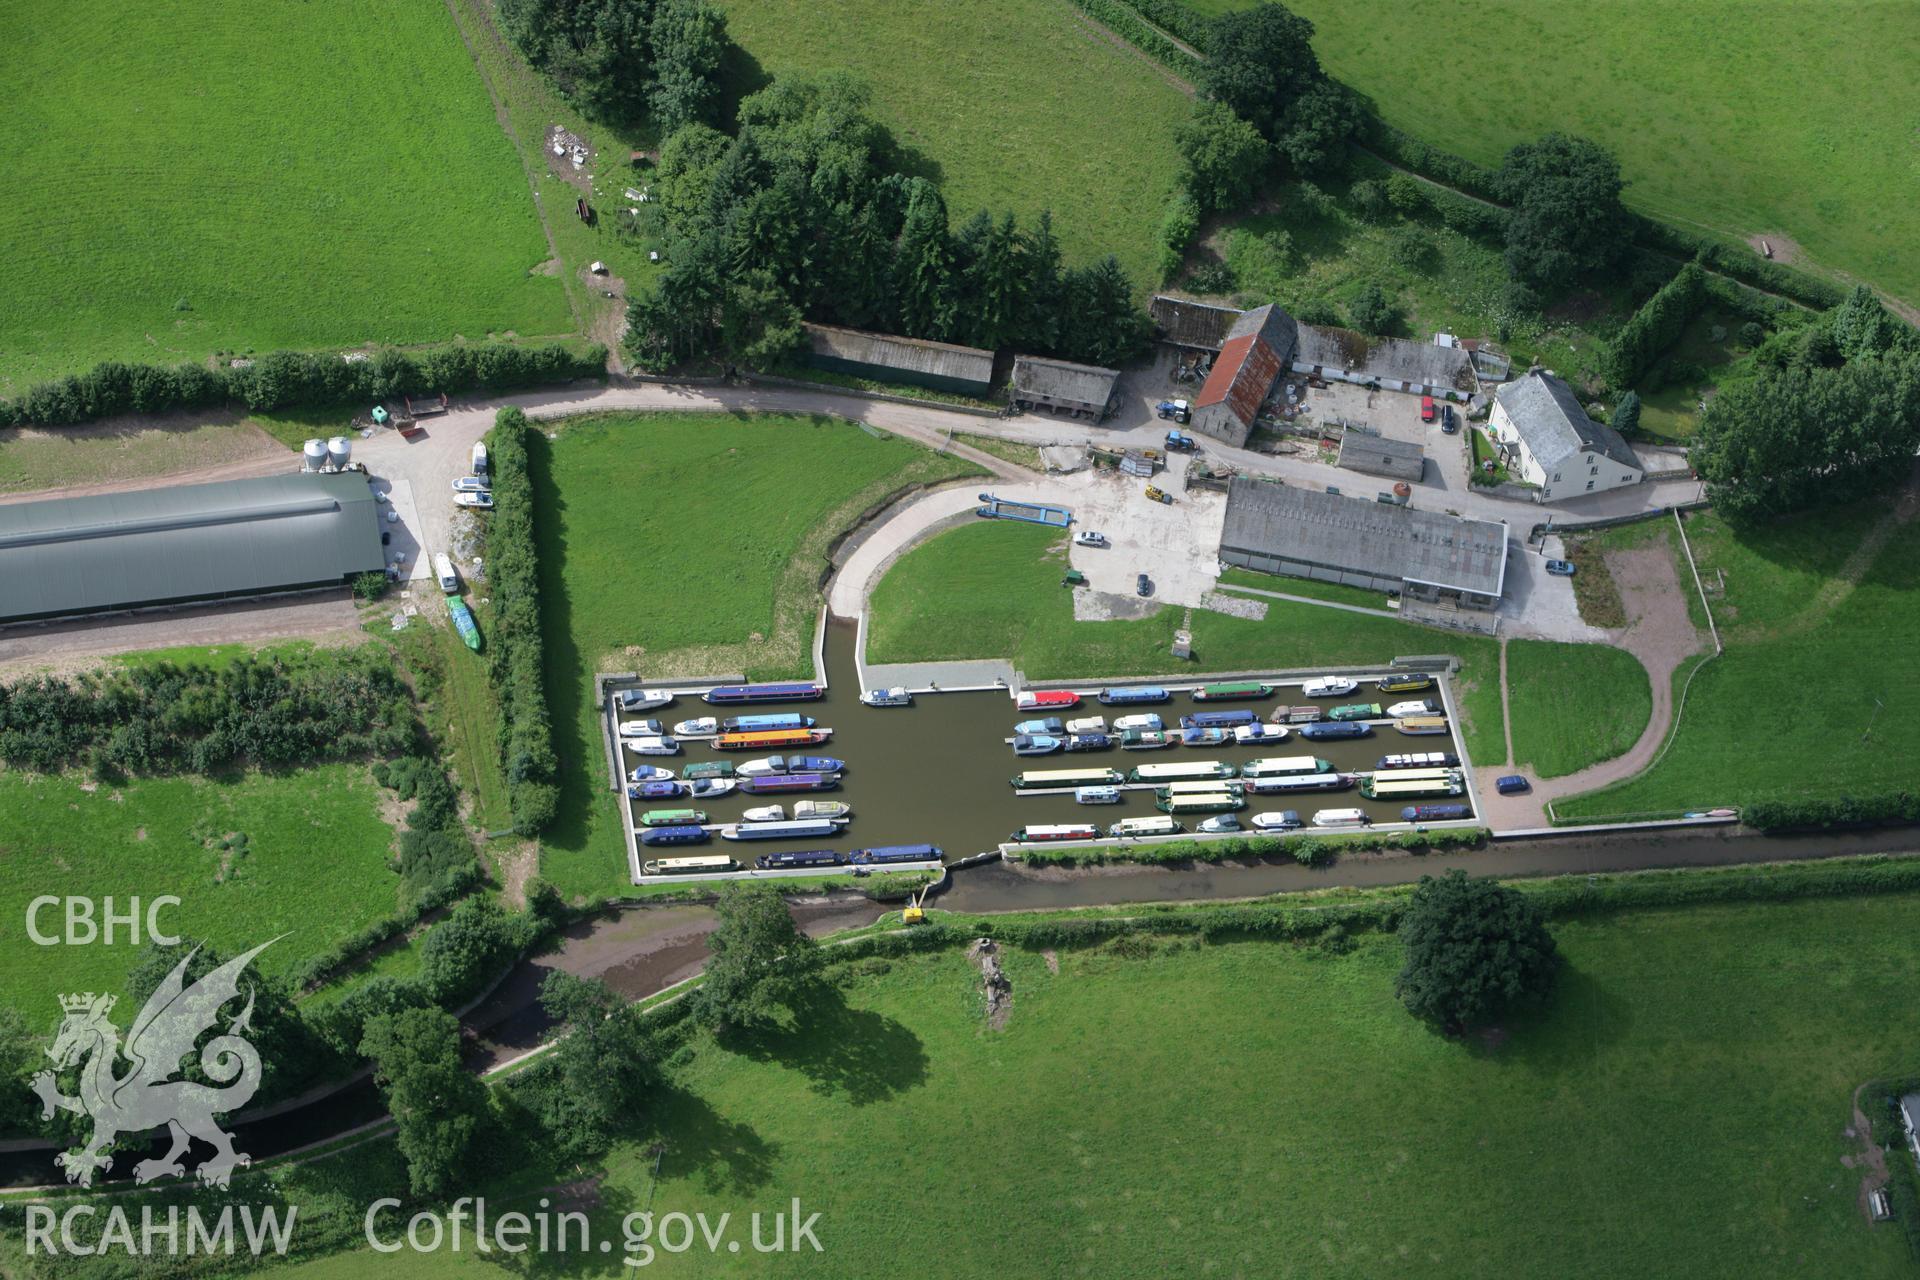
[0,766,402,1010]
[530,413,981,901]
[716,0,1191,287]
[269,889,1920,1277]
[0,0,571,389]
[1206,0,1920,308]
[1561,505,1920,816]
[1217,564,1391,610]
[1505,639,1651,778]
[952,432,1044,471]
[0,420,289,494]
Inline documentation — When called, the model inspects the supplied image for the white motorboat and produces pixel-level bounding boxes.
[860,687,913,707]
[1302,677,1358,698]
[672,716,720,737]
[793,800,850,819]
[741,805,787,823]
[617,688,674,711]
[624,736,680,756]
[618,719,664,737]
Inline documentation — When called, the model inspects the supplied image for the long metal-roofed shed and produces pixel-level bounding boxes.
[0,472,386,622]
[1218,477,1508,610]
[1009,355,1119,420]
[1336,432,1426,482]
[1149,295,1242,352]
[801,323,995,397]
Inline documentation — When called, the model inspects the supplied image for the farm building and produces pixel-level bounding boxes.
[1218,477,1508,610]
[1191,305,1298,447]
[1010,355,1119,420]
[801,323,994,397]
[1149,295,1242,352]
[1336,432,1426,483]
[1490,371,1644,502]
[0,472,386,623]
[1292,326,1479,399]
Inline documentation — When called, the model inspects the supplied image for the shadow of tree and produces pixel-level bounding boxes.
[647,1082,781,1196]
[1461,962,1634,1070]
[729,981,929,1105]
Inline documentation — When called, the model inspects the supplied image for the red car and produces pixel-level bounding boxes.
[1419,395,1436,422]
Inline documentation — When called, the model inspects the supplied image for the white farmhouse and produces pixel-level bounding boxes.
[1489,371,1643,502]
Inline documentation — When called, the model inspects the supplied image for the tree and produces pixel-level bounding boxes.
[361,1008,489,1197]
[419,897,523,1005]
[527,973,653,1158]
[1610,390,1642,437]
[954,211,1028,350]
[1492,133,1629,288]
[1200,2,1324,140]
[1061,256,1151,367]
[1272,79,1363,175]
[1174,102,1269,213]
[497,0,654,122]
[1346,282,1399,335]
[1020,210,1067,352]
[0,1008,40,1133]
[647,0,729,135]
[691,884,818,1031]
[124,941,331,1104]
[1828,285,1912,363]
[893,179,957,341]
[1348,178,1388,219]
[1394,870,1559,1034]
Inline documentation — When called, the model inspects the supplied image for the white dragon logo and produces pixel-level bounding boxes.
[31,940,275,1188]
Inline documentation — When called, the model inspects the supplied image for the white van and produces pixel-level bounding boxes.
[433,553,459,593]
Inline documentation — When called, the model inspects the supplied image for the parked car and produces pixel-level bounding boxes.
[1420,395,1436,423]
[451,477,489,494]
[1136,573,1152,597]
[1495,775,1530,795]
[454,492,495,510]
[1441,405,1457,434]
[1545,559,1576,577]
[1073,531,1108,547]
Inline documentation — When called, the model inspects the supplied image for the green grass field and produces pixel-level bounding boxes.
[0,766,402,1010]
[0,0,571,390]
[1198,0,1920,308]
[530,413,980,900]
[269,888,1920,1277]
[1561,505,1920,817]
[1506,639,1651,778]
[716,0,1189,287]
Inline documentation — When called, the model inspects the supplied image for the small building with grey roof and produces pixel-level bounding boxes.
[1490,370,1643,502]
[1335,432,1426,483]
[1010,355,1119,420]
[0,472,386,622]
[801,323,995,397]
[1218,477,1508,610]
[1291,326,1479,398]
[1149,295,1242,352]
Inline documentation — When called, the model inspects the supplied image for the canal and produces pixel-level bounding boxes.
[620,618,1474,863]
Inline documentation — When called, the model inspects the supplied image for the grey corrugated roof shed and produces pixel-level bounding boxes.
[1220,478,1507,599]
[1336,433,1426,481]
[1149,296,1241,350]
[803,323,993,386]
[0,472,385,621]
[1010,355,1118,407]
[1495,372,1641,471]
[1294,325,1478,394]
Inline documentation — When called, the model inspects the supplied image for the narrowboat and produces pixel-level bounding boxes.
[1191,681,1272,702]
[1242,755,1333,777]
[628,780,684,800]
[1244,772,1349,794]
[1128,761,1236,783]
[641,808,708,827]
[1361,773,1464,800]
[1198,814,1242,834]
[1011,767,1125,790]
[1160,780,1246,798]
[1010,823,1099,842]
[1016,690,1081,711]
[688,777,736,800]
[1013,734,1063,756]
[1311,808,1371,828]
[627,765,676,784]
[850,844,941,866]
[1402,803,1473,822]
[720,818,846,841]
[1234,723,1289,745]
[1156,791,1244,814]
[1180,709,1259,730]
[1375,673,1434,694]
[642,854,734,874]
[1302,677,1358,698]
[1065,733,1111,752]
[1377,752,1458,771]
[736,772,841,795]
[721,713,817,732]
[793,800,850,820]
[713,728,832,751]
[1119,729,1174,750]
[735,754,844,777]
[703,682,824,705]
[1299,721,1373,740]
[640,825,712,847]
[618,719,664,738]
[1098,686,1169,706]
[1179,727,1231,748]
[1014,717,1065,736]
[1065,715,1107,735]
[1278,705,1325,724]
[672,717,720,738]
[1251,810,1303,831]
[1385,699,1441,719]
[1328,703,1383,722]
[756,849,843,870]
[1394,716,1450,736]
[860,687,913,707]
[1110,815,1181,838]
[618,688,675,712]
[624,735,681,755]
[1372,767,1462,783]
[1111,713,1165,732]
[680,760,737,780]
[1075,786,1123,805]
[446,597,482,651]
[741,805,786,823]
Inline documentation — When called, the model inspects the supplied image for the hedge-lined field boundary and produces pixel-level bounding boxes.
[486,409,561,835]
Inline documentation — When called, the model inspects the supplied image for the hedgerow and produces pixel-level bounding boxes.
[1014,827,1488,869]
[485,409,561,835]
[1603,260,1707,389]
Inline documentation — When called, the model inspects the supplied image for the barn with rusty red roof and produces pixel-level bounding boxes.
[1189,304,1298,446]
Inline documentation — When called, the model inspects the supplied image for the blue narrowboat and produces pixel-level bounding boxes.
[850,844,941,866]
[1401,803,1473,822]
[1013,734,1063,756]
[1179,727,1230,747]
[1180,709,1259,729]
[1014,717,1065,735]
[755,849,843,870]
[736,772,841,795]
[1098,686,1170,706]
[702,682,825,705]
[1298,721,1374,740]
[1065,733,1111,752]
[630,780,686,800]
[721,713,817,732]
[640,825,709,846]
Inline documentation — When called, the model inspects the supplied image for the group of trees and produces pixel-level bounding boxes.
[375,756,486,903]
[1196,3,1363,183]
[626,75,1149,372]
[1602,260,1707,390]
[1491,132,1631,289]
[485,411,561,835]
[498,0,731,134]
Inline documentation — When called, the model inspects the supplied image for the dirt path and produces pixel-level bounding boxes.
[1844,1080,1895,1223]
[0,591,366,678]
